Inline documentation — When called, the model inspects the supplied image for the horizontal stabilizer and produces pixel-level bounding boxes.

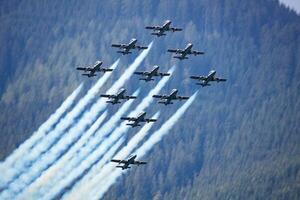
[126,123,140,127]
[196,83,211,87]
[117,51,132,54]
[173,56,188,60]
[82,73,96,77]
[151,33,166,37]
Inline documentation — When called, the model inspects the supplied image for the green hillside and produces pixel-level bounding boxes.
[0,0,299,199]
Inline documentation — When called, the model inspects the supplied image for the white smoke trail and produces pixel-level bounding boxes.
[91,91,198,200]
[42,135,126,200]
[1,43,152,199]
[16,111,108,199]
[82,112,160,200]
[0,60,118,199]
[23,90,139,200]
[0,84,83,188]
[63,66,175,200]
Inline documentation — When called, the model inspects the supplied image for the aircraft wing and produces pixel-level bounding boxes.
[190,75,206,80]
[134,71,149,75]
[145,26,161,30]
[112,43,127,48]
[136,45,148,50]
[170,27,183,32]
[77,67,93,71]
[191,50,205,55]
[152,95,168,99]
[100,94,116,98]
[133,161,147,165]
[177,96,189,100]
[111,159,127,164]
[167,49,184,53]
[76,67,87,71]
[121,117,137,121]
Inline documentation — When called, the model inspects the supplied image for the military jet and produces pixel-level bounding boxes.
[121,111,157,127]
[167,43,204,60]
[190,70,227,87]
[145,20,182,37]
[100,88,137,104]
[134,65,171,82]
[76,61,113,77]
[111,155,147,170]
[111,38,148,55]
[153,89,189,105]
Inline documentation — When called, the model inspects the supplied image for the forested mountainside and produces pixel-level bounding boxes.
[0,0,300,199]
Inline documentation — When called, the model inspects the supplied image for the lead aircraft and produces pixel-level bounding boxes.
[145,20,182,37]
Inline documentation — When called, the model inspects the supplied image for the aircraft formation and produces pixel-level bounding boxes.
[76,20,227,170]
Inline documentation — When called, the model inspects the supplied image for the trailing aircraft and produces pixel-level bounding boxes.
[134,65,171,82]
[120,111,157,127]
[111,155,146,170]
[167,43,204,60]
[100,88,137,104]
[190,70,227,87]
[145,20,182,37]
[111,38,148,55]
[76,61,113,77]
[152,89,189,105]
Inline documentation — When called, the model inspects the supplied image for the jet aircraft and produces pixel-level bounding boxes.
[152,89,189,105]
[145,20,182,37]
[112,38,148,55]
[121,111,157,127]
[76,61,113,77]
[100,88,137,104]
[190,70,227,87]
[134,65,171,82]
[111,155,146,170]
[167,43,204,60]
